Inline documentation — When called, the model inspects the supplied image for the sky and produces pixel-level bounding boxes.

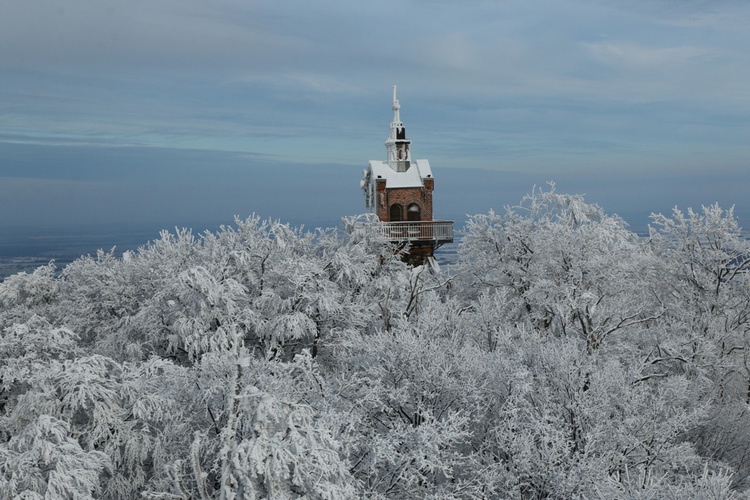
[1,0,750,240]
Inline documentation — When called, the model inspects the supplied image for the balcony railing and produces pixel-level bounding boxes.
[367,220,454,244]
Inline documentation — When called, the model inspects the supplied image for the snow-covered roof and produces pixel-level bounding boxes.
[368,159,432,188]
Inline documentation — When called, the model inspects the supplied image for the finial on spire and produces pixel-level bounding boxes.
[392,85,400,124]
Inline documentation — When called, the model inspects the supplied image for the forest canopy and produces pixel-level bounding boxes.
[1,185,750,499]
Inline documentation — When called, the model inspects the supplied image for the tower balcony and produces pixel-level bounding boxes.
[368,220,454,247]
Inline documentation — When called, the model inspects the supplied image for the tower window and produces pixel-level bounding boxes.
[407,203,421,221]
[390,204,403,222]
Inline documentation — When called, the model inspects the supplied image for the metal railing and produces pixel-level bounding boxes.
[369,220,454,243]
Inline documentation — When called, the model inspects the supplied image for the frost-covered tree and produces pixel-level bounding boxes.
[0,414,109,499]
[2,198,750,498]
[648,205,750,488]
[327,321,503,498]
[649,205,750,396]
[192,353,356,500]
[455,183,662,351]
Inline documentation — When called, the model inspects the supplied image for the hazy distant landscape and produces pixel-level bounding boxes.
[0,224,167,281]
[3,202,747,282]
[0,217,452,281]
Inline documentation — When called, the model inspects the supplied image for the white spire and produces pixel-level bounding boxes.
[392,85,401,125]
[385,85,411,170]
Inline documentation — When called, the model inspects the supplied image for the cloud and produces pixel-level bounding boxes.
[585,43,709,68]
[1,0,749,226]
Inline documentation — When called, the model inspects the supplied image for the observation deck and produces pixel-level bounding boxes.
[367,220,454,249]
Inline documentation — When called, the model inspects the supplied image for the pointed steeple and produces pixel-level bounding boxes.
[385,85,411,172]
[391,85,401,126]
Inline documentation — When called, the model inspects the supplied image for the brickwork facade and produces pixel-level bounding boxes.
[375,180,434,223]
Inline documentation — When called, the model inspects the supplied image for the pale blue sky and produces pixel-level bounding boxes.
[1,0,749,234]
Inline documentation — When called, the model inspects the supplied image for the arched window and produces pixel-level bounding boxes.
[389,204,403,222]
[407,203,421,221]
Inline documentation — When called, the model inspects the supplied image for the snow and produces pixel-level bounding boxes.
[367,159,432,189]
[2,201,750,497]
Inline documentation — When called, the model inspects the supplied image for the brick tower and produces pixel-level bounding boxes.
[361,86,453,264]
